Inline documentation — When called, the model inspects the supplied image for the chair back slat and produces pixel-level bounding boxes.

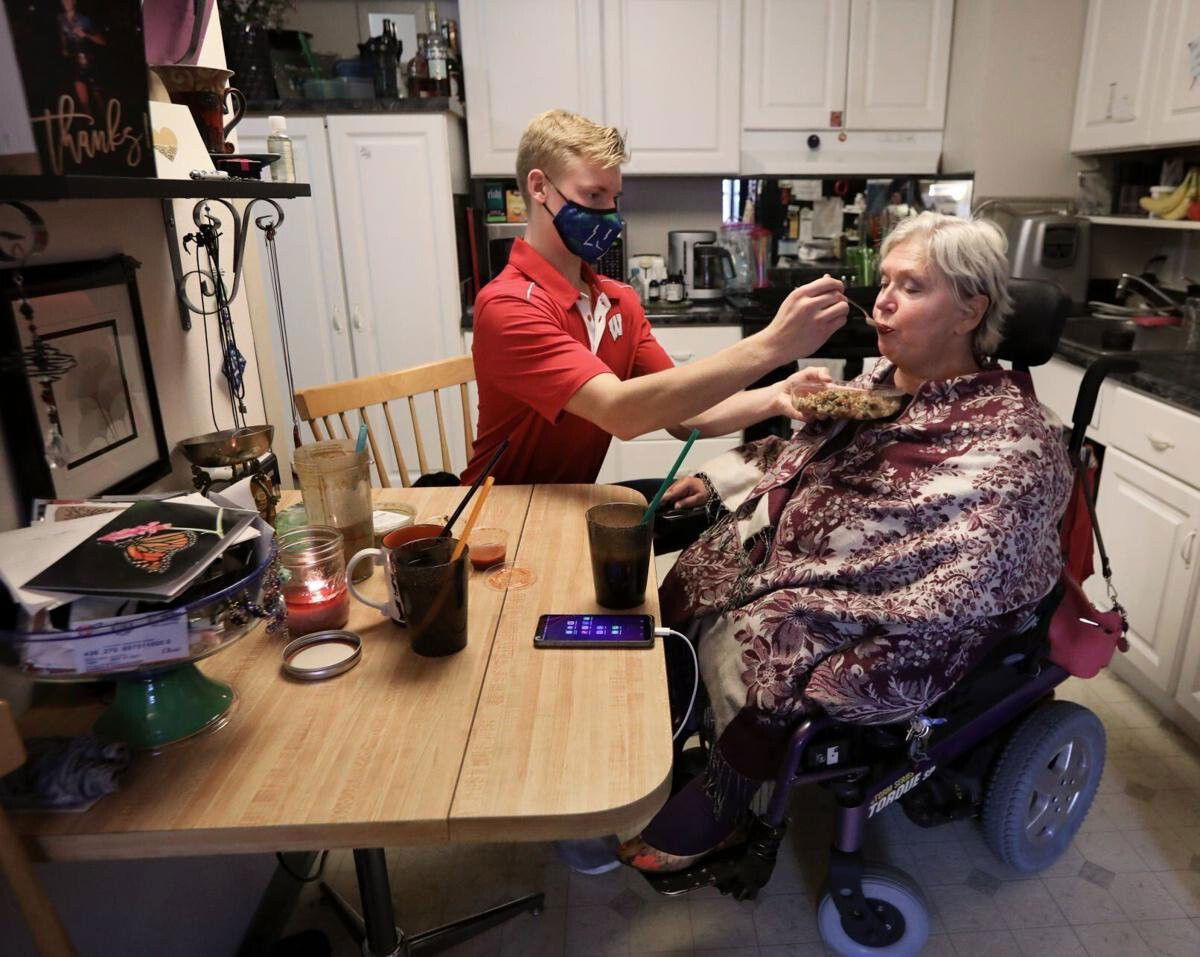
[407,395,430,475]
[294,355,476,488]
[381,403,412,488]
[358,408,391,488]
[459,383,474,452]
[432,390,452,473]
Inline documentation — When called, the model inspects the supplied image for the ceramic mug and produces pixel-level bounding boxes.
[151,65,245,153]
[346,524,443,622]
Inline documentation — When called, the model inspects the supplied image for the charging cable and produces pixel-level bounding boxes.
[656,627,699,741]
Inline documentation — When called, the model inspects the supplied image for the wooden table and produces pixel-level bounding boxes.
[13,484,674,861]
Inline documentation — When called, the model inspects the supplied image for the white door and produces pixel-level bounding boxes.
[459,0,605,176]
[602,0,742,173]
[1087,448,1200,695]
[326,114,468,481]
[1174,589,1200,725]
[1146,0,1200,147]
[238,117,356,437]
[742,0,851,130]
[844,0,953,130]
[1070,0,1162,152]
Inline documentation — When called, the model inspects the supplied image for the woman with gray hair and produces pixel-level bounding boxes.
[619,213,1072,874]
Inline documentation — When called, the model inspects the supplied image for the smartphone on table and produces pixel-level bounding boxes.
[533,614,654,649]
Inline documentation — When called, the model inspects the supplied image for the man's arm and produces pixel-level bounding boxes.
[564,277,848,440]
[663,366,834,439]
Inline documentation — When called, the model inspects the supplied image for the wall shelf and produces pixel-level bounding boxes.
[1086,215,1200,231]
[0,175,311,202]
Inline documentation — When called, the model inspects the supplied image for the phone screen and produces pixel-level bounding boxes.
[535,614,654,648]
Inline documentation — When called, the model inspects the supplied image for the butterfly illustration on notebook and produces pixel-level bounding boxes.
[98,521,198,574]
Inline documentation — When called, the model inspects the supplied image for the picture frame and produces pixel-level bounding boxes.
[0,256,169,522]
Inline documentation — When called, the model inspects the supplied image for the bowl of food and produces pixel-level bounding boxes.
[791,382,907,421]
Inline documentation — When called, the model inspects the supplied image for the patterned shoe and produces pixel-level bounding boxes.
[616,828,745,874]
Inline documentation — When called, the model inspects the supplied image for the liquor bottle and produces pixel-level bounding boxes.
[441,18,463,102]
[425,2,451,97]
[406,33,430,98]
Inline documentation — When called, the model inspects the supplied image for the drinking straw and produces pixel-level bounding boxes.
[450,477,493,563]
[439,438,509,537]
[640,429,700,525]
[355,422,368,454]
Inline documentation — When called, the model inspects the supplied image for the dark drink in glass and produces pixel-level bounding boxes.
[586,503,652,609]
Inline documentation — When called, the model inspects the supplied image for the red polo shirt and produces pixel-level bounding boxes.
[462,239,674,485]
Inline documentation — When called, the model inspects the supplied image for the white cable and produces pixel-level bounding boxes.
[656,627,699,741]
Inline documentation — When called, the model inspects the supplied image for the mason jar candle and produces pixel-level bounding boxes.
[278,526,351,637]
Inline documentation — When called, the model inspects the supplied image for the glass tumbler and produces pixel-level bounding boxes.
[278,525,350,637]
[294,440,375,582]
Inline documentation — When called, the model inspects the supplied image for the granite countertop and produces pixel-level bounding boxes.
[246,97,462,116]
[1051,342,1200,417]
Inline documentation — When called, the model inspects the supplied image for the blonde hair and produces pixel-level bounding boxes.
[881,212,1013,359]
[515,109,629,203]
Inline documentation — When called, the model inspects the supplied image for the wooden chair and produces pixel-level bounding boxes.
[0,701,75,956]
[294,355,476,488]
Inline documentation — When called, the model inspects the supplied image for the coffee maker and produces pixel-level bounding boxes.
[668,230,717,299]
[691,244,735,300]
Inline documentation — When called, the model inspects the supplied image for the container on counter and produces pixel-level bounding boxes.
[278,526,351,637]
[266,115,295,183]
[664,273,685,302]
[648,279,661,302]
[293,440,375,583]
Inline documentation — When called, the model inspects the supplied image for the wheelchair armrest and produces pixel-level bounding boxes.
[1068,356,1140,461]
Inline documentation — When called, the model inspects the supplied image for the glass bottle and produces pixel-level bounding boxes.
[267,114,295,183]
[441,18,463,102]
[407,33,430,98]
[425,2,451,97]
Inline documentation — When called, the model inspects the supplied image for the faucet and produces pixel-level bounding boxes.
[1115,273,1180,310]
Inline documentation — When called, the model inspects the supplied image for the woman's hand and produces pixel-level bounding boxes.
[660,475,708,510]
[774,365,834,421]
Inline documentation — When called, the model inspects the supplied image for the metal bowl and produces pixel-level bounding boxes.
[178,425,275,468]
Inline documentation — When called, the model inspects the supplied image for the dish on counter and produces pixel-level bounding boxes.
[791,382,907,420]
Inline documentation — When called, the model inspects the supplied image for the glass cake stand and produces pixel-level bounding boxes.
[0,516,283,750]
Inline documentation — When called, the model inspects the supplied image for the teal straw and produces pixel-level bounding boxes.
[355,422,368,454]
[640,428,700,525]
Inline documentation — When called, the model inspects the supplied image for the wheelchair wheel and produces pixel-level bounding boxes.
[982,700,1105,874]
[817,863,930,956]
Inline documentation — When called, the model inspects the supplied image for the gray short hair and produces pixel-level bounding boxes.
[880,212,1013,359]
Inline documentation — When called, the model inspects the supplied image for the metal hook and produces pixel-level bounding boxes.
[177,197,286,313]
[0,201,49,266]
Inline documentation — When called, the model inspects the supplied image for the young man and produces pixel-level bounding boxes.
[462,109,848,485]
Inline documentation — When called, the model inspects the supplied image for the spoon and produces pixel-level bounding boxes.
[846,297,876,327]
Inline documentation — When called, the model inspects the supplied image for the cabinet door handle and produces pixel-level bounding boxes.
[1183,531,1197,567]
[669,352,695,364]
[351,305,366,333]
[331,306,345,333]
[1147,432,1175,452]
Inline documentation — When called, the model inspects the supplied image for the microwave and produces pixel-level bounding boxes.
[483,221,626,283]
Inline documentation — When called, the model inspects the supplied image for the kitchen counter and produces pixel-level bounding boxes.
[246,97,462,116]
[1052,342,1200,417]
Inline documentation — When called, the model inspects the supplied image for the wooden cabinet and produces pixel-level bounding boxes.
[241,113,469,483]
[1146,0,1200,147]
[742,0,851,130]
[603,0,741,173]
[459,0,603,176]
[844,0,953,130]
[1070,0,1165,153]
[459,0,740,176]
[1089,447,1199,696]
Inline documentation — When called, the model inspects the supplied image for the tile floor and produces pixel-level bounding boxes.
[282,669,1200,956]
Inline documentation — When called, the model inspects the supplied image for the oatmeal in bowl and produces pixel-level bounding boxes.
[791,382,907,421]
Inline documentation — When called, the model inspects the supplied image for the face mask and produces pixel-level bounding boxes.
[544,178,624,263]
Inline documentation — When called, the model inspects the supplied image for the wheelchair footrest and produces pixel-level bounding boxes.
[641,843,749,897]
[641,816,788,901]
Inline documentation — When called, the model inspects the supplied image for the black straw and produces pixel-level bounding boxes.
[439,439,509,537]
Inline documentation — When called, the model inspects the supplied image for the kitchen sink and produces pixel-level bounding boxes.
[1058,316,1200,356]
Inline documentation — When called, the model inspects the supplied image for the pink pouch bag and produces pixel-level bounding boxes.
[1047,572,1128,679]
[143,0,215,66]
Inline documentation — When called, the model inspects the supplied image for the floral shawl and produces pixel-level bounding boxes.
[661,360,1072,734]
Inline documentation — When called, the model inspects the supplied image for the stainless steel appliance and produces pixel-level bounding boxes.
[1001,213,1090,308]
[668,230,717,299]
[691,243,735,300]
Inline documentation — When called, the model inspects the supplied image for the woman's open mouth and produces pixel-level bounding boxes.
[874,321,895,336]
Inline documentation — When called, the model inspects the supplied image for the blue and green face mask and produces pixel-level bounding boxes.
[544,178,624,263]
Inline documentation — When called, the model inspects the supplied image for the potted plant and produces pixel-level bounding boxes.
[218,1,296,102]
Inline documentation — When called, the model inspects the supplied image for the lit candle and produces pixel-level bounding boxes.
[284,579,350,637]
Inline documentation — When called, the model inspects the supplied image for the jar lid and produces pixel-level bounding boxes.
[282,630,362,681]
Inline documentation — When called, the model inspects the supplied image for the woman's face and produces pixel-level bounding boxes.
[872,240,983,375]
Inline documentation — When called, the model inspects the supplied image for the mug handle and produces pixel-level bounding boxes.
[346,548,398,618]
[223,87,246,135]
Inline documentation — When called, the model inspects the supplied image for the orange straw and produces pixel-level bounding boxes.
[451,476,493,562]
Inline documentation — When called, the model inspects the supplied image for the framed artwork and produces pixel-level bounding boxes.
[0,256,169,521]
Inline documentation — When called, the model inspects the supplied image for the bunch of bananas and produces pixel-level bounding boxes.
[1138,169,1200,220]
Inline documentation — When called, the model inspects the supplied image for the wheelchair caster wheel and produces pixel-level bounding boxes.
[982,700,1105,874]
[817,863,929,956]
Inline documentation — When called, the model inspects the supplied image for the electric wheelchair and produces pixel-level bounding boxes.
[626,279,1135,956]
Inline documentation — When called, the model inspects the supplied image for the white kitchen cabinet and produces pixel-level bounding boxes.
[844,0,953,130]
[1029,356,1108,438]
[742,0,850,130]
[459,0,604,177]
[1088,447,1200,696]
[1146,0,1200,147]
[240,117,356,440]
[601,0,741,174]
[1175,591,1200,726]
[242,113,468,483]
[1070,0,1164,153]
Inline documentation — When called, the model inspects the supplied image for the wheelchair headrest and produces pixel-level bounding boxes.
[995,278,1070,368]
